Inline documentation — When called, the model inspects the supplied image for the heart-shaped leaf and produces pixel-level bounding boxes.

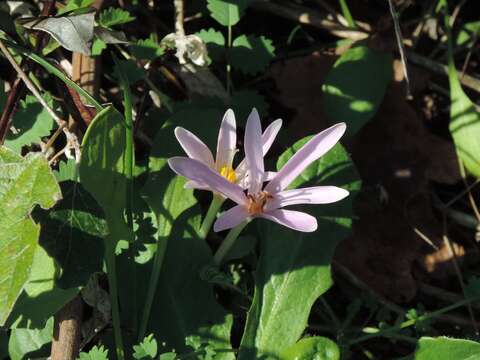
[414,337,480,360]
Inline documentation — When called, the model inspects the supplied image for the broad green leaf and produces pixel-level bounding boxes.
[54,159,77,182]
[448,59,480,178]
[39,181,107,288]
[19,12,95,55]
[5,95,54,153]
[99,7,135,27]
[130,37,164,61]
[230,35,275,75]
[133,334,158,359]
[0,148,61,326]
[414,337,480,360]
[59,0,94,14]
[238,140,360,359]
[8,317,53,360]
[5,245,78,329]
[196,28,225,64]
[144,208,234,358]
[280,337,340,360]
[79,106,133,250]
[207,0,250,26]
[78,345,109,360]
[322,46,392,136]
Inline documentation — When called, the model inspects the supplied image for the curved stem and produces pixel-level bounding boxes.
[199,195,225,239]
[214,221,248,265]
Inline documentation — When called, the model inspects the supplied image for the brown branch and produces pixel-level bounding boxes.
[51,295,84,360]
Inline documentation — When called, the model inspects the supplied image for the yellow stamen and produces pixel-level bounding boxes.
[220,165,237,183]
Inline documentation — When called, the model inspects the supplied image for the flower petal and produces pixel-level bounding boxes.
[261,119,282,156]
[260,209,317,232]
[184,180,211,191]
[214,205,249,232]
[245,108,265,194]
[216,109,237,169]
[175,127,215,167]
[235,119,282,177]
[264,186,349,211]
[265,123,346,193]
[168,157,247,205]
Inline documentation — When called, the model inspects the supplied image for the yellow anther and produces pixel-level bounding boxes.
[220,165,237,183]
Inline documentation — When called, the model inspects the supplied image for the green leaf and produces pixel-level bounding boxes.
[79,106,133,249]
[8,317,53,360]
[133,334,158,360]
[0,148,61,326]
[238,139,360,359]
[230,35,275,75]
[78,345,110,360]
[5,245,78,329]
[99,7,135,28]
[322,46,392,136]
[94,27,128,44]
[130,37,164,61]
[38,181,107,288]
[280,337,340,360]
[196,28,225,64]
[414,337,480,360]
[207,0,250,26]
[59,0,94,14]
[19,12,95,55]
[54,159,78,182]
[92,38,107,56]
[5,95,55,153]
[447,59,480,178]
[113,59,147,85]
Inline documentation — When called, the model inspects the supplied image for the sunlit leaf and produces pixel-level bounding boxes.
[414,337,480,360]
[447,58,480,178]
[7,317,53,360]
[5,95,54,153]
[196,28,225,64]
[99,7,135,28]
[280,337,340,360]
[133,334,158,360]
[238,139,360,359]
[19,12,95,55]
[0,148,61,326]
[130,37,164,61]
[230,34,275,75]
[78,345,109,360]
[322,46,392,136]
[206,0,250,26]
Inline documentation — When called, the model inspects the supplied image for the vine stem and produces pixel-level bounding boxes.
[199,195,225,239]
[214,221,248,265]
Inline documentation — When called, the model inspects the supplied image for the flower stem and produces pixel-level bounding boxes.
[226,24,233,94]
[199,195,224,239]
[214,221,248,264]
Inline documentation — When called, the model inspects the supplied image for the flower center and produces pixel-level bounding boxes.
[220,165,237,183]
[246,191,273,215]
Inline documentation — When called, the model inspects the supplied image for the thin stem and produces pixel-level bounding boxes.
[114,55,137,333]
[104,237,125,360]
[338,0,356,28]
[387,0,412,99]
[226,25,232,94]
[214,221,248,265]
[348,296,480,346]
[199,195,225,239]
[2,39,103,111]
[0,38,81,162]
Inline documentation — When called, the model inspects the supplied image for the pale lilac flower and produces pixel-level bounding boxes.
[168,110,349,233]
[174,108,282,190]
